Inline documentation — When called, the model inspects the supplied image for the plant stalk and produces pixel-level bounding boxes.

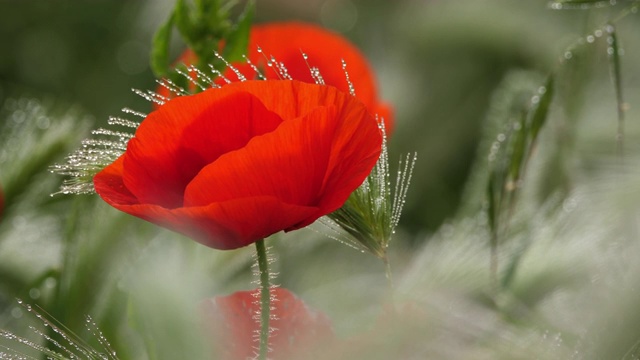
[255,239,270,360]
[382,254,394,294]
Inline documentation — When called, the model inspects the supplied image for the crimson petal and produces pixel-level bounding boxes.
[95,80,381,249]
[122,90,283,208]
[201,288,334,360]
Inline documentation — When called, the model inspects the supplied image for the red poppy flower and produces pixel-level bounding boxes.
[160,22,394,134]
[94,80,381,249]
[201,287,335,360]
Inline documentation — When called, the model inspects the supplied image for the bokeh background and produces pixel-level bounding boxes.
[3,0,640,359]
[0,0,591,233]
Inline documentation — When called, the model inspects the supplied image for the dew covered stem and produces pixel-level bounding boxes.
[254,239,271,360]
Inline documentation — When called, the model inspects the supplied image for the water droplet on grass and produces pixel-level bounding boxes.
[531,95,540,104]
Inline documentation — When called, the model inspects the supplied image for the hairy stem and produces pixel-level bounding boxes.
[255,239,270,360]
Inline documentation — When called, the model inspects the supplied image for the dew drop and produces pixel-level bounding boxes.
[564,51,573,60]
[586,35,595,43]
[121,107,146,118]
[531,95,540,104]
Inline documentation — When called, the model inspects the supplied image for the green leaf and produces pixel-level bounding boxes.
[150,12,175,77]
[549,0,618,8]
[508,111,528,183]
[223,0,255,63]
[175,0,195,44]
[608,24,623,110]
[219,0,239,16]
[607,23,625,154]
[1,99,90,206]
[196,0,217,17]
[487,170,499,242]
[529,75,554,142]
[199,0,227,26]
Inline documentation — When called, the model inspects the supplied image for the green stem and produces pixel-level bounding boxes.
[255,239,270,360]
[382,254,394,294]
[490,238,498,299]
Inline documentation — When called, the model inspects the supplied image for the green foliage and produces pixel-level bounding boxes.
[150,13,175,78]
[606,23,626,155]
[150,0,255,90]
[454,1,639,303]
[223,0,255,63]
[485,73,555,240]
[549,0,623,10]
[325,134,416,260]
[0,99,91,208]
[5,0,640,359]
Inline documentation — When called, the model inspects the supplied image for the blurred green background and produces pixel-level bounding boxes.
[0,0,596,233]
[3,0,640,359]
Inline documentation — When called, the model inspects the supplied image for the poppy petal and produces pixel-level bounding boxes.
[122,90,283,208]
[184,106,337,213]
[157,22,394,134]
[95,161,317,249]
[94,195,317,249]
[212,80,360,125]
[201,288,335,360]
[185,89,380,229]
[246,23,378,109]
[95,80,381,249]
[178,198,317,248]
[94,156,138,206]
